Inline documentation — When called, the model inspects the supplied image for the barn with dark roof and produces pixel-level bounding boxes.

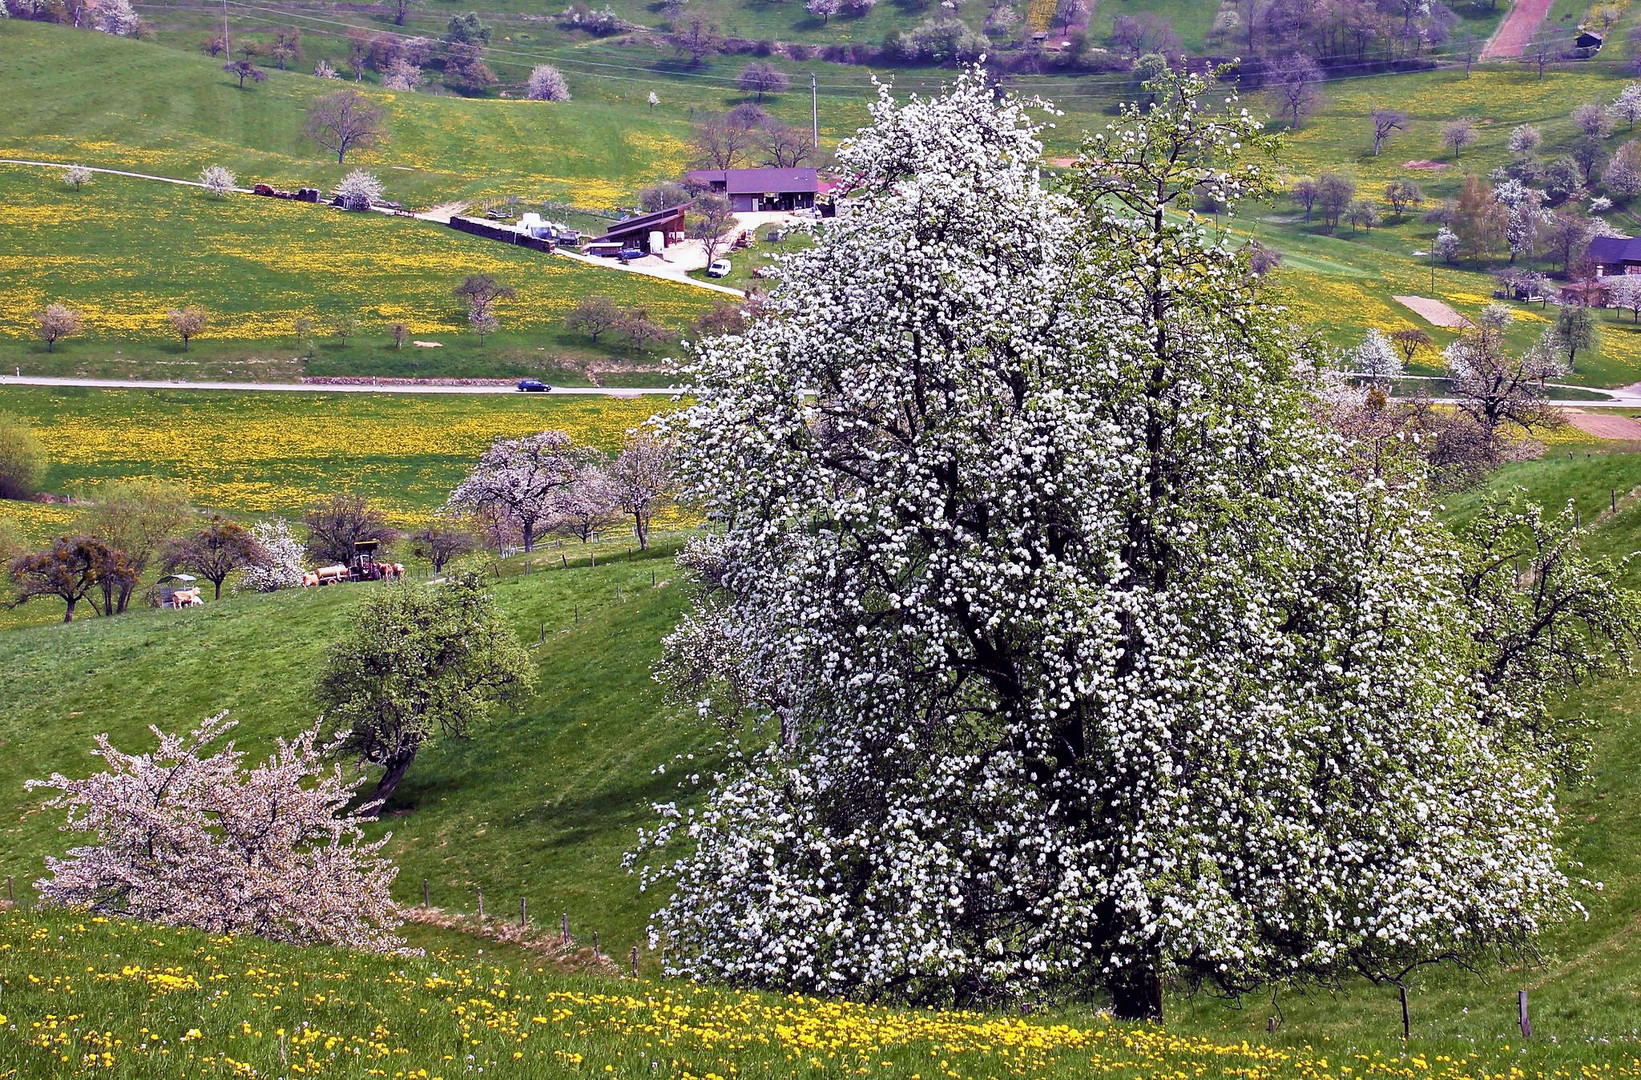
[686,167,821,212]
[1587,234,1641,277]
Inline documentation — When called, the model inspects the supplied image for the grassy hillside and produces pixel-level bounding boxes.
[6,451,1641,1065]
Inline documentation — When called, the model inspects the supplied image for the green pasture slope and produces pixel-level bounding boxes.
[5,451,1641,1073]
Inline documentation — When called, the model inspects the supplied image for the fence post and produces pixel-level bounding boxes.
[561,552,568,569]
[562,912,570,945]
[1519,990,1532,1039]
[630,945,640,977]
[6,875,12,903]
[1399,984,1410,1040]
[651,569,656,587]
[477,887,484,919]
[1614,489,1619,513]
[590,552,596,567]
[422,879,429,908]
[520,897,527,927]
[593,931,600,959]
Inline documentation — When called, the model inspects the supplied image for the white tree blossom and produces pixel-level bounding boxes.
[199,164,236,197]
[314,58,341,79]
[1351,327,1404,381]
[94,0,140,36]
[336,168,383,211]
[62,165,92,190]
[1508,123,1542,156]
[28,714,404,952]
[445,431,599,552]
[648,90,661,109]
[1434,224,1461,263]
[1492,177,1547,264]
[552,466,621,542]
[609,432,675,550]
[239,518,307,592]
[527,63,571,102]
[1611,83,1641,130]
[636,67,1582,1020]
[381,58,423,92]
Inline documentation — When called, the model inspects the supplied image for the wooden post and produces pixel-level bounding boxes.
[6,875,12,903]
[1519,990,1532,1039]
[422,879,429,908]
[561,552,569,569]
[592,930,600,958]
[630,945,639,977]
[520,897,527,926]
[1614,489,1619,513]
[477,887,484,919]
[574,604,579,625]
[561,912,570,945]
[590,552,596,567]
[651,569,656,587]
[1399,984,1410,1040]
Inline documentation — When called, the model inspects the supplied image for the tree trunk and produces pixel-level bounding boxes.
[634,510,648,550]
[1110,965,1163,1022]
[62,596,77,623]
[212,576,225,599]
[368,749,418,809]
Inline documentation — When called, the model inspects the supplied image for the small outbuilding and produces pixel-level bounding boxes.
[1575,28,1605,54]
[592,201,692,254]
[1586,234,1641,276]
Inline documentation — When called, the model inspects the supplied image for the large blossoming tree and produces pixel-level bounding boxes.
[637,69,1623,1020]
[446,431,598,552]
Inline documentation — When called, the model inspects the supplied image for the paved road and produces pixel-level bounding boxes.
[0,375,678,396]
[0,158,252,193]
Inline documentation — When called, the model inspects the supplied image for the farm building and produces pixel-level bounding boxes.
[591,202,692,255]
[1575,28,1605,54]
[686,168,822,213]
[1587,235,1641,276]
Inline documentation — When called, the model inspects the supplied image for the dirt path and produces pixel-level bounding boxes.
[1564,410,1641,439]
[1481,0,1554,59]
[0,375,672,396]
[1392,295,1474,329]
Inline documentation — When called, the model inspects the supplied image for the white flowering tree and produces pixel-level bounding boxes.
[336,168,383,211]
[1350,327,1403,382]
[62,165,92,190]
[28,714,403,952]
[446,431,598,552]
[239,518,307,592]
[199,164,236,197]
[94,0,140,36]
[527,63,571,102]
[552,466,621,542]
[609,432,674,550]
[637,68,1585,1020]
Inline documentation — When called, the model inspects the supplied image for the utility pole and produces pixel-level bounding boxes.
[222,0,232,62]
[811,73,819,149]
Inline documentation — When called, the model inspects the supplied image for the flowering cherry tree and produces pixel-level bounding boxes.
[239,518,307,592]
[637,68,1586,1020]
[1350,327,1403,382]
[609,432,675,550]
[28,714,404,952]
[552,466,621,542]
[446,431,598,552]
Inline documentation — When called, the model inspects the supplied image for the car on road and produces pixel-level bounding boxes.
[706,258,732,278]
[618,248,645,263]
[517,379,551,392]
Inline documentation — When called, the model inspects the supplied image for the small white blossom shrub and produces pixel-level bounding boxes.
[239,517,306,592]
[526,64,571,102]
[336,168,383,211]
[199,164,236,197]
[62,165,92,190]
[29,714,404,952]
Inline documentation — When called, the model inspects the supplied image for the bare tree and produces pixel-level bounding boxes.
[1522,34,1558,79]
[304,494,398,565]
[566,295,624,343]
[1292,177,1320,222]
[1446,316,1562,449]
[690,192,736,262]
[167,306,209,351]
[454,273,515,321]
[9,536,120,622]
[409,516,477,572]
[1441,117,1477,159]
[671,14,723,66]
[304,89,385,164]
[692,113,752,170]
[1388,327,1432,365]
[619,308,669,351]
[738,61,789,102]
[1370,109,1408,155]
[1383,178,1424,217]
[161,518,265,599]
[223,59,267,88]
[1270,55,1323,129]
[759,123,813,168]
[34,302,83,352]
[392,0,420,25]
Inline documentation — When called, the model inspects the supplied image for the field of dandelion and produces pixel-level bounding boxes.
[0,387,678,539]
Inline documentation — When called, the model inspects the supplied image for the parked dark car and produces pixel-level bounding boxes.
[618,247,645,263]
[517,379,551,393]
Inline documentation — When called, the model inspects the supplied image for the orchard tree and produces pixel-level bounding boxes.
[1369,108,1408,155]
[33,302,83,353]
[335,168,383,210]
[0,414,46,499]
[738,61,788,102]
[691,113,752,170]
[62,165,92,190]
[224,58,267,88]
[305,89,385,164]
[454,273,514,320]
[671,13,723,65]
[806,0,840,24]
[638,66,1585,1022]
[240,518,307,592]
[8,535,122,622]
[527,63,571,101]
[167,306,209,350]
[304,493,398,565]
[1384,178,1423,217]
[199,165,236,197]
[1552,302,1598,371]
[1442,117,1478,159]
[690,192,736,262]
[1351,327,1403,382]
[1271,54,1323,128]
[162,517,265,599]
[28,714,404,952]
[408,515,477,572]
[566,295,623,343]
[609,432,674,550]
[1444,308,1562,449]
[552,467,620,542]
[319,572,533,806]
[94,0,138,35]
[77,479,192,612]
[1612,83,1641,131]
[1388,327,1432,364]
[445,431,598,552]
[1609,274,1641,322]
